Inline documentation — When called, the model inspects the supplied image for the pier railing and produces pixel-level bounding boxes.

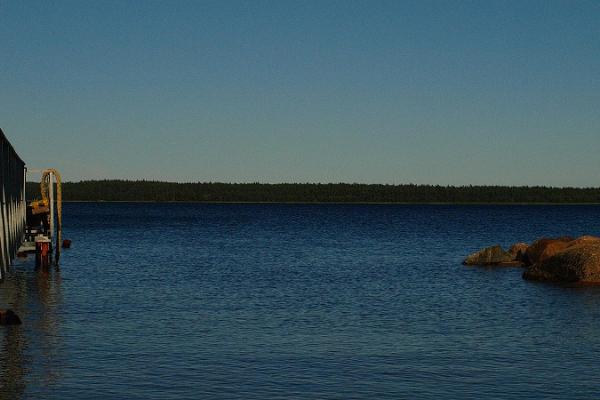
[0,129,26,279]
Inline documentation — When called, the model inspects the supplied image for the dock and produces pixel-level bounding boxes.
[0,128,62,280]
[0,129,26,280]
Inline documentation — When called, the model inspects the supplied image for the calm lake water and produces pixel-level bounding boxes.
[2,203,600,399]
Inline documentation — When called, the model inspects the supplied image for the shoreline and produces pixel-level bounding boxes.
[29,181,600,205]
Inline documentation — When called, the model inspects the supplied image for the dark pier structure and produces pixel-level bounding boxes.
[0,128,26,280]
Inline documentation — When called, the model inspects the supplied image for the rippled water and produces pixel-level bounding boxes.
[2,203,600,399]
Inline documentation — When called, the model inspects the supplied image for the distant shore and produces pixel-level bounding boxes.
[26,180,600,204]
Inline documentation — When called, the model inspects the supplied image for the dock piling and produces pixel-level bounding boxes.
[35,236,51,269]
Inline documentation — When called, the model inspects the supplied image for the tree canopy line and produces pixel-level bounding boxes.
[24,180,600,203]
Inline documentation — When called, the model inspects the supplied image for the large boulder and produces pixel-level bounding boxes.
[524,237,573,266]
[523,236,600,283]
[463,245,515,266]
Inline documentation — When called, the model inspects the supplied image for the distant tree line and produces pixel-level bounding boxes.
[25,180,600,203]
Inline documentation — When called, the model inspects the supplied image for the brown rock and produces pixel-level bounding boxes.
[524,237,573,266]
[523,239,600,283]
[0,309,22,325]
[564,235,600,247]
[463,245,514,266]
[508,243,529,262]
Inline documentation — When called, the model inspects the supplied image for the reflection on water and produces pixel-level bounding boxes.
[0,259,63,400]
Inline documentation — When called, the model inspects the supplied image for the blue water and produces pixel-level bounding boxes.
[2,203,600,399]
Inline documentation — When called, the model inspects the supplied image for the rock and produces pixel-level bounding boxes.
[463,245,514,266]
[508,243,529,263]
[524,237,573,266]
[523,239,600,283]
[564,235,600,247]
[0,309,22,325]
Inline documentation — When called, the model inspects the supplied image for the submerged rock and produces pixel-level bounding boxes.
[523,238,600,283]
[0,309,22,325]
[463,245,515,266]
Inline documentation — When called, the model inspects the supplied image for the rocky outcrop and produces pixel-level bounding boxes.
[463,245,515,266]
[465,235,600,284]
[523,237,600,283]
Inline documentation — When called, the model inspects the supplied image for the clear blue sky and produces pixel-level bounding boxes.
[1,0,598,186]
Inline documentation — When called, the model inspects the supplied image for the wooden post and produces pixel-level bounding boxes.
[35,236,51,269]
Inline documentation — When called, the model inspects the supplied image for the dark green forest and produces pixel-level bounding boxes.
[25,180,600,203]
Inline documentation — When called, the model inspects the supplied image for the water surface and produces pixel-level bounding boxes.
[2,203,600,399]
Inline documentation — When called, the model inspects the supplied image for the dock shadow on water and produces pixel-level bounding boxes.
[0,260,63,400]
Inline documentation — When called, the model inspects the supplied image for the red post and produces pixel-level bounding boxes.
[35,237,51,269]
